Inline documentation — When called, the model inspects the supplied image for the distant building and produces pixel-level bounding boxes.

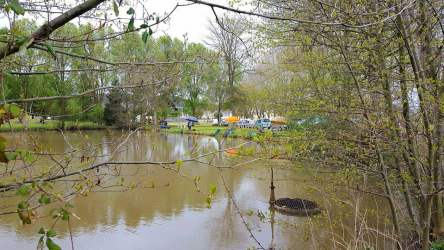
[173,101,184,111]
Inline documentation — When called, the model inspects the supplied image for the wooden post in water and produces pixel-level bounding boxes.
[269,167,276,204]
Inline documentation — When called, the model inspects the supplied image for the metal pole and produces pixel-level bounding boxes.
[269,167,276,204]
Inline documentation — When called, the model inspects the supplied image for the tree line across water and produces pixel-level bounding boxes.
[3,18,247,128]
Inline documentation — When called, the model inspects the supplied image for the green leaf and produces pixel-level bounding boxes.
[61,211,69,221]
[113,1,119,16]
[148,28,153,35]
[142,31,148,43]
[4,103,21,117]
[42,182,53,189]
[49,208,57,215]
[37,236,44,250]
[18,201,28,209]
[4,72,13,78]
[18,37,34,56]
[52,193,60,200]
[210,184,217,195]
[46,238,61,250]
[0,1,5,6]
[176,159,183,168]
[17,209,31,224]
[10,0,24,15]
[151,179,154,187]
[140,24,148,28]
[205,197,211,205]
[128,18,134,31]
[286,145,292,152]
[45,41,56,59]
[15,37,27,46]
[11,104,20,117]
[26,152,35,163]
[17,185,29,195]
[126,7,134,15]
[22,217,31,224]
[429,124,434,131]
[121,177,124,183]
[38,227,45,235]
[42,197,50,204]
[156,16,159,23]
[66,203,74,208]
[6,153,16,161]
[46,230,57,237]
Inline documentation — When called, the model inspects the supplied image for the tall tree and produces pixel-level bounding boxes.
[207,56,230,125]
[205,17,250,116]
[181,42,217,117]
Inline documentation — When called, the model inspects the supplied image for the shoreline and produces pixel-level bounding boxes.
[0,122,291,143]
[159,123,290,141]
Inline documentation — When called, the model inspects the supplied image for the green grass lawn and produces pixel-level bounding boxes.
[0,118,104,131]
[162,122,287,140]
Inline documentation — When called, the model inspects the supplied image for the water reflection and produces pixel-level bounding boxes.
[0,131,393,249]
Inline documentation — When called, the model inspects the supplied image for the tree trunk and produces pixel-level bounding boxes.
[153,109,157,125]
[374,39,418,231]
[396,7,435,250]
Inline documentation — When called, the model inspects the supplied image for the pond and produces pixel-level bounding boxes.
[0,131,394,249]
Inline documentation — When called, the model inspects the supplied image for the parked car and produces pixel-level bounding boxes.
[212,118,228,126]
[240,119,254,128]
[254,118,271,129]
[271,123,287,131]
[221,119,228,126]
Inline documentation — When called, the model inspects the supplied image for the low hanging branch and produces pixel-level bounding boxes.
[32,44,198,67]
[0,141,254,191]
[8,67,121,75]
[0,0,108,59]
[4,71,182,104]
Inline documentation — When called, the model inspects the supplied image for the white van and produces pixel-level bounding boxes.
[212,118,228,126]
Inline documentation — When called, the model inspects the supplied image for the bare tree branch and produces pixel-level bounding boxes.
[4,71,182,103]
[0,0,108,59]
[186,0,415,29]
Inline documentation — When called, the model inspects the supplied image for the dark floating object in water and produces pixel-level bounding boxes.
[276,198,317,209]
[274,198,321,215]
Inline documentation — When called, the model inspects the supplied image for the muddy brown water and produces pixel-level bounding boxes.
[0,131,394,249]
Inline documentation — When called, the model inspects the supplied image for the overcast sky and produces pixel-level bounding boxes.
[148,0,217,43]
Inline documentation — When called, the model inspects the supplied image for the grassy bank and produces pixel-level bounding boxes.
[160,123,290,141]
[0,118,105,131]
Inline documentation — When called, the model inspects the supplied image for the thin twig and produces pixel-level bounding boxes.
[219,171,265,249]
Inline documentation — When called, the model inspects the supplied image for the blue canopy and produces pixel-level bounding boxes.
[165,117,187,123]
[185,116,198,122]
